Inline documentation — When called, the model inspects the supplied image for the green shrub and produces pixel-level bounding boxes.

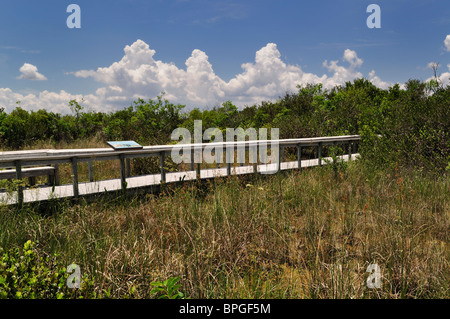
[0,240,96,299]
[150,277,186,299]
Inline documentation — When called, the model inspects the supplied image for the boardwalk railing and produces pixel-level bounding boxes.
[0,135,360,205]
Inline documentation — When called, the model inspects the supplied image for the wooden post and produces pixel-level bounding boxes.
[240,148,244,167]
[216,150,221,169]
[15,160,23,206]
[160,152,166,183]
[126,158,131,177]
[333,141,337,164]
[196,163,201,180]
[281,146,285,163]
[318,142,323,166]
[71,157,79,198]
[194,145,201,176]
[54,164,60,186]
[88,160,94,182]
[277,144,282,172]
[348,142,352,161]
[119,154,127,191]
[226,146,231,176]
[252,144,258,175]
[297,145,302,170]
[252,163,258,174]
[46,164,53,186]
[190,149,195,171]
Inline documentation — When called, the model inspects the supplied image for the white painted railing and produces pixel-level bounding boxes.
[0,135,360,205]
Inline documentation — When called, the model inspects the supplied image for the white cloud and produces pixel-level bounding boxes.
[322,49,364,87]
[73,40,376,108]
[368,70,391,89]
[1,40,394,113]
[224,43,325,105]
[445,35,450,52]
[17,63,48,81]
[0,88,104,114]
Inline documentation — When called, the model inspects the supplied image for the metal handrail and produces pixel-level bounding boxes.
[1,135,360,205]
[0,135,360,166]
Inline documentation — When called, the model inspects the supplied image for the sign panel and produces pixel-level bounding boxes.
[107,141,143,150]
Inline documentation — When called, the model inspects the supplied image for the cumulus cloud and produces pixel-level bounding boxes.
[1,40,394,113]
[368,70,391,89]
[0,88,104,114]
[17,63,48,81]
[439,64,450,85]
[445,35,450,52]
[72,40,379,108]
[224,43,326,105]
[320,48,372,89]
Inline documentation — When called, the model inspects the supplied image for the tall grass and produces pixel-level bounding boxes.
[0,161,448,298]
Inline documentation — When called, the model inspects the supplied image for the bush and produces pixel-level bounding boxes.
[0,241,96,299]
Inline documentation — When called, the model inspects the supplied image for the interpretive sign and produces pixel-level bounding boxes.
[107,141,143,150]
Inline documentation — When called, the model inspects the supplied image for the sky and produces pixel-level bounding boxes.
[0,0,449,114]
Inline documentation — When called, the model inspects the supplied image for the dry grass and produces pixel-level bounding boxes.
[0,161,448,299]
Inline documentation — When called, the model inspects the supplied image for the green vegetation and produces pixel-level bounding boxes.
[0,240,95,298]
[0,163,448,298]
[150,276,186,299]
[0,78,448,298]
[1,79,448,171]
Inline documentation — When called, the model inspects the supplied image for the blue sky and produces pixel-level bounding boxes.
[0,0,449,113]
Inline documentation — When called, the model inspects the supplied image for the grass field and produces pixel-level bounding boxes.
[0,159,448,299]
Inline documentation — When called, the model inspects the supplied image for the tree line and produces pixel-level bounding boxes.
[0,78,448,171]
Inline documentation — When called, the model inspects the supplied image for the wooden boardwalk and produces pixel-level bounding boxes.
[0,154,358,205]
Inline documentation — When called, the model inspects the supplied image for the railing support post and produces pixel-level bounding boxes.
[190,149,195,171]
[54,164,60,186]
[126,159,131,177]
[333,142,337,164]
[88,160,94,182]
[160,152,166,183]
[71,157,79,198]
[119,154,127,191]
[15,160,23,206]
[226,145,232,176]
[252,144,258,175]
[297,145,302,170]
[216,149,221,169]
[196,164,201,180]
[194,145,201,179]
[348,142,352,161]
[318,142,323,166]
[277,144,282,172]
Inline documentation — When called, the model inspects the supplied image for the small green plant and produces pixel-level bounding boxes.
[324,145,348,178]
[150,276,186,299]
[0,240,96,299]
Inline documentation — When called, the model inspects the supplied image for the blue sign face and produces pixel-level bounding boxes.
[107,141,143,150]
